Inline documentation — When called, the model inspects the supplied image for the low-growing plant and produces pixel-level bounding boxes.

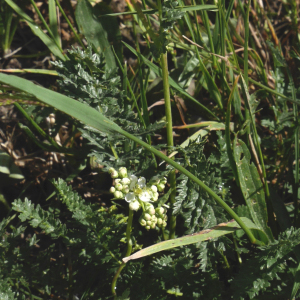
[0,0,300,299]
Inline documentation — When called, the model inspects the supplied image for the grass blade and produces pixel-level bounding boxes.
[48,0,60,47]
[233,137,274,242]
[5,0,66,61]
[123,42,219,120]
[123,217,264,262]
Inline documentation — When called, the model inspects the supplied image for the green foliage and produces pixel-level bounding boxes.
[0,178,129,298]
[174,132,233,234]
[1,1,300,298]
[232,227,300,299]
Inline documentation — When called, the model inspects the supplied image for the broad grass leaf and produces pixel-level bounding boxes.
[0,73,122,135]
[123,217,262,262]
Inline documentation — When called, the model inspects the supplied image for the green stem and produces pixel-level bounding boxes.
[119,129,265,246]
[244,0,250,85]
[111,209,134,296]
[158,0,177,238]
[233,234,242,264]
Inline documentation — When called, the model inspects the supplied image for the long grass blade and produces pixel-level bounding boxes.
[123,217,263,262]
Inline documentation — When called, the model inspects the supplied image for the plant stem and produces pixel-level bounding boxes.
[161,52,177,239]
[157,0,177,238]
[111,209,134,296]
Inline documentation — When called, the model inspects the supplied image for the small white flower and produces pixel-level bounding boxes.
[115,179,121,184]
[109,186,116,193]
[139,190,152,202]
[137,177,146,188]
[129,175,137,190]
[125,192,136,203]
[118,167,128,178]
[129,200,140,211]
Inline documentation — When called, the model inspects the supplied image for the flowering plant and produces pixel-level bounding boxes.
[108,167,168,229]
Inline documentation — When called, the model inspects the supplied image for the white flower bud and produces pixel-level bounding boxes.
[157,183,165,192]
[157,218,163,225]
[129,200,141,211]
[121,177,130,185]
[156,207,164,216]
[161,177,167,185]
[151,215,157,222]
[109,167,116,174]
[146,220,152,226]
[145,203,154,210]
[139,218,147,226]
[118,167,128,178]
[150,222,156,229]
[122,186,129,194]
[148,207,155,215]
[115,179,121,184]
[111,170,119,179]
[109,186,116,193]
[145,225,151,230]
[151,185,157,193]
[114,191,123,199]
[162,221,167,227]
[152,192,159,202]
[115,183,123,191]
[144,213,151,221]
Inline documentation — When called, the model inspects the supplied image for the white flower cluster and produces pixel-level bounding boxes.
[108,167,167,217]
[139,204,168,230]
